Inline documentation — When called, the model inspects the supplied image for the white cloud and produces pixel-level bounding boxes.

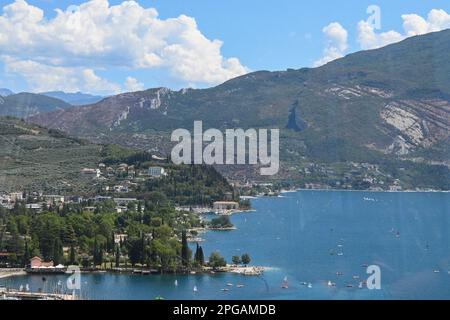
[402,9,450,36]
[357,9,450,50]
[314,22,348,67]
[124,76,144,92]
[0,0,249,93]
[4,57,121,94]
[357,21,403,50]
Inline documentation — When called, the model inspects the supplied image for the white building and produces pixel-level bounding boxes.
[81,168,101,178]
[26,203,43,212]
[114,234,128,244]
[43,195,65,204]
[148,166,166,178]
[113,198,137,206]
[113,185,129,193]
[9,192,23,202]
[213,201,239,211]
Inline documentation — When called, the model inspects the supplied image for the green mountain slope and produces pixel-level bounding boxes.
[0,117,101,194]
[0,117,235,199]
[0,92,71,118]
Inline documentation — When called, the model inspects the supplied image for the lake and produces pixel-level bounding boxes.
[2,190,449,300]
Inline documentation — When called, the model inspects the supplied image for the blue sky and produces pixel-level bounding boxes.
[1,0,450,94]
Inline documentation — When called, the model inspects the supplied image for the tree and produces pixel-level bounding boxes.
[69,244,77,265]
[241,253,251,266]
[22,239,31,266]
[128,238,144,267]
[98,245,104,267]
[115,245,120,268]
[210,216,233,229]
[53,238,64,265]
[194,243,204,267]
[208,251,226,270]
[232,255,241,265]
[198,246,204,266]
[181,230,190,267]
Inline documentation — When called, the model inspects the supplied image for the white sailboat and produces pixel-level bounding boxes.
[193,285,198,293]
[174,280,178,287]
[281,276,289,289]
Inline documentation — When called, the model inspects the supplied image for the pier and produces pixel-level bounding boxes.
[1,289,76,300]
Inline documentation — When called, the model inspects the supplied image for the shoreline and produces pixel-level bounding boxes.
[0,269,26,280]
[293,188,450,194]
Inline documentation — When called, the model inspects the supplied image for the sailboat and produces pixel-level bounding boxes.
[281,277,289,289]
[174,280,178,287]
[193,285,198,293]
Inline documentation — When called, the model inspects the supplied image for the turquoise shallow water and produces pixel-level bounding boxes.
[2,191,450,300]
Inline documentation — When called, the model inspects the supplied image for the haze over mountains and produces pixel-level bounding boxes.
[0,88,14,97]
[40,91,105,106]
[0,90,105,118]
[15,29,450,189]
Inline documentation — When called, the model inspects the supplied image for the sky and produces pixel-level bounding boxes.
[0,0,450,95]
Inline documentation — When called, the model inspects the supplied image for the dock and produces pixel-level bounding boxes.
[0,268,26,279]
[1,289,76,300]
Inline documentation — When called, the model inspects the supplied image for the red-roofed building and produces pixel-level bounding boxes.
[30,256,54,268]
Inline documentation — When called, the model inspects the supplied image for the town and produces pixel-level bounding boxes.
[0,156,261,291]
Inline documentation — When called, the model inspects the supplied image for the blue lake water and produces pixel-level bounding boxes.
[2,191,450,300]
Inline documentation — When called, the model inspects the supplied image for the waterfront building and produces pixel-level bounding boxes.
[213,201,239,211]
[30,256,54,268]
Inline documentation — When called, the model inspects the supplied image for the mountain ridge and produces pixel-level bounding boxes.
[41,91,105,106]
[0,92,71,118]
[28,30,450,190]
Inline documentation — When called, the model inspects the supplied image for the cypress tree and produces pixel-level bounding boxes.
[181,230,189,267]
[194,243,200,264]
[93,237,99,266]
[115,245,120,268]
[198,246,204,266]
[98,244,104,267]
[69,244,76,265]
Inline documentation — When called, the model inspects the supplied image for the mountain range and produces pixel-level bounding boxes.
[0,90,105,119]
[0,88,14,97]
[24,30,450,190]
[40,91,105,106]
[0,92,71,118]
